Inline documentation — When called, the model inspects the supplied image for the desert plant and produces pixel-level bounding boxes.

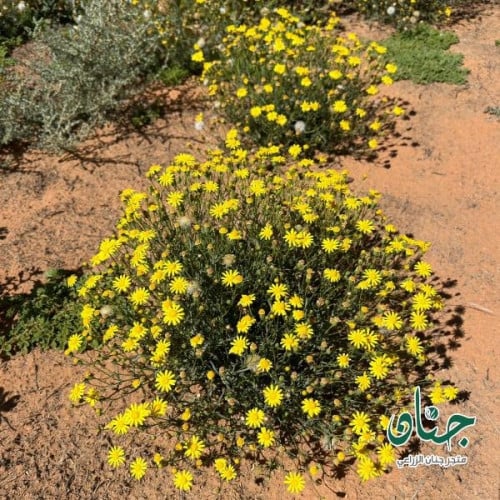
[382,24,468,85]
[0,269,82,356]
[199,8,403,157]
[67,132,458,493]
[0,0,169,150]
[337,0,454,30]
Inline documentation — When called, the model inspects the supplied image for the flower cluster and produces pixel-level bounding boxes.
[199,8,402,156]
[67,130,457,493]
[337,0,453,30]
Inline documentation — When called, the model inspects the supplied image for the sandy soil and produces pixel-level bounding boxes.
[0,8,499,499]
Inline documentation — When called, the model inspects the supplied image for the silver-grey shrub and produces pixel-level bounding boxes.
[0,0,167,151]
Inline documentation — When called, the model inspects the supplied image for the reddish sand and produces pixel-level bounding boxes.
[0,8,498,499]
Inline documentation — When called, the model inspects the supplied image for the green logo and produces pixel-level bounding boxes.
[387,386,476,452]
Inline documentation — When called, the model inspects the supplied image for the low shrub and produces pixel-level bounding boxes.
[382,24,468,85]
[337,0,454,30]
[0,269,81,356]
[0,0,168,150]
[199,9,403,157]
[67,132,457,492]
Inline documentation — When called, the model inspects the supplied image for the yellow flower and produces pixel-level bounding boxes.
[296,230,313,248]
[356,219,375,234]
[210,202,229,219]
[337,353,350,368]
[124,403,151,427]
[162,300,184,325]
[263,384,283,407]
[184,436,206,460]
[246,407,265,428]
[237,315,256,333]
[191,50,204,62]
[301,398,321,418]
[369,355,391,380]
[229,336,249,356]
[259,223,273,240]
[130,457,147,481]
[300,76,312,87]
[238,294,256,307]
[284,471,306,494]
[159,170,174,187]
[356,372,371,391]
[271,300,290,316]
[328,69,343,80]
[150,397,168,417]
[281,333,300,351]
[155,370,176,392]
[414,261,432,277]
[324,268,341,283]
[267,282,289,300]
[249,179,267,196]
[385,63,397,74]
[288,294,303,308]
[220,463,237,481]
[65,334,83,355]
[382,311,403,330]
[443,385,459,401]
[357,456,378,481]
[333,100,348,113]
[257,358,273,372]
[430,383,446,404]
[288,144,302,158]
[225,128,241,149]
[222,270,243,286]
[340,119,351,131]
[276,114,287,126]
[410,311,428,331]
[166,191,184,208]
[190,333,204,348]
[273,63,286,75]
[66,274,78,287]
[406,335,424,355]
[103,324,118,342]
[107,413,129,435]
[107,446,125,468]
[173,470,193,491]
[250,106,262,118]
[236,87,248,98]
[377,442,396,467]
[361,268,381,287]
[169,277,189,294]
[164,260,183,276]
[350,411,371,435]
[381,75,393,85]
[257,427,276,447]
[295,322,313,339]
[69,382,86,404]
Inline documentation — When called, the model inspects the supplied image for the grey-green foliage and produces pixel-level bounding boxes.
[0,0,167,151]
[383,24,469,85]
